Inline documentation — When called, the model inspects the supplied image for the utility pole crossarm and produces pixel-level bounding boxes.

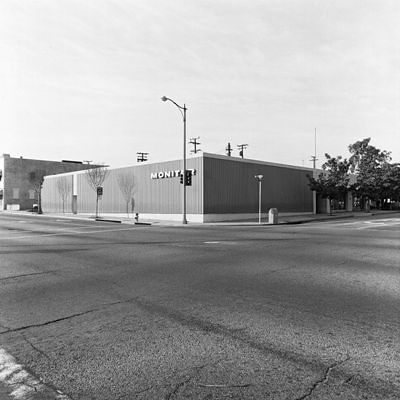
[189,137,201,154]
[237,144,248,158]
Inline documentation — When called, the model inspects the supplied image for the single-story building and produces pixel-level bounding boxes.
[41,152,338,222]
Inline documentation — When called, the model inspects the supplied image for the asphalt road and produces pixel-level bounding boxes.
[0,212,399,399]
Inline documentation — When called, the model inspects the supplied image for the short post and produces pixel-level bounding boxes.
[268,208,278,225]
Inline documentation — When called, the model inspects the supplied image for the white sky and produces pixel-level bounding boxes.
[1,0,399,168]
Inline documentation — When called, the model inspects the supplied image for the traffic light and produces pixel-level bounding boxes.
[180,174,184,184]
[185,170,192,186]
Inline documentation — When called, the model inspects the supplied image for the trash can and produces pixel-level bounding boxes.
[268,208,278,224]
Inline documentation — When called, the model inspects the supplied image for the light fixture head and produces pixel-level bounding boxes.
[161,96,168,102]
[255,174,264,180]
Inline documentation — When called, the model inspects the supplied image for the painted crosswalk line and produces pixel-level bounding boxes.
[0,348,69,399]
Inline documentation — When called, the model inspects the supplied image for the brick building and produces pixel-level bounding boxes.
[0,154,97,211]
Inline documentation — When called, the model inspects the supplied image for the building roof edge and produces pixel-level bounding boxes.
[201,152,315,172]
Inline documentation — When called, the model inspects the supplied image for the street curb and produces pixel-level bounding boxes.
[282,214,355,225]
[94,217,122,224]
[1,210,399,228]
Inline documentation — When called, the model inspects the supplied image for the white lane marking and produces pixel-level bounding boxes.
[0,222,107,238]
[335,221,363,226]
[292,218,400,230]
[0,224,123,239]
[356,219,400,230]
[203,241,240,245]
[0,226,138,241]
[0,348,69,399]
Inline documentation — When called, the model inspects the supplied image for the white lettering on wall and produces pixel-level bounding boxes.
[150,169,196,179]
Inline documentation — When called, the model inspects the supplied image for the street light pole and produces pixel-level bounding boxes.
[161,96,188,224]
[255,175,263,224]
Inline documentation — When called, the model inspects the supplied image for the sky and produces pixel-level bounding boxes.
[1,0,399,168]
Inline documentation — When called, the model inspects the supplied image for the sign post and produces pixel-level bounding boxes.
[254,175,263,224]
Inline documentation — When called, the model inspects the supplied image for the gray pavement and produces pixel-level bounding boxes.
[0,212,399,399]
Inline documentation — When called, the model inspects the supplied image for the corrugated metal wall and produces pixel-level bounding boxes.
[42,154,312,217]
[42,157,204,215]
[42,174,73,213]
[203,155,313,213]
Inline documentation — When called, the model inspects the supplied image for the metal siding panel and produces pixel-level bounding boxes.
[42,175,74,213]
[204,156,313,214]
[42,158,203,215]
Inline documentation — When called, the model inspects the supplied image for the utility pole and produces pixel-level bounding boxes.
[237,144,248,159]
[137,152,149,162]
[226,142,232,156]
[161,96,188,224]
[310,128,318,169]
[189,137,201,154]
[310,128,318,215]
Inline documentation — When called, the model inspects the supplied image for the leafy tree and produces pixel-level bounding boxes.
[85,165,109,218]
[381,163,400,207]
[308,154,351,213]
[29,169,46,214]
[117,173,135,217]
[348,138,392,210]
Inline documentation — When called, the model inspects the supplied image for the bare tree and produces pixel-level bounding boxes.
[56,176,71,213]
[85,165,109,218]
[29,169,46,214]
[117,173,135,217]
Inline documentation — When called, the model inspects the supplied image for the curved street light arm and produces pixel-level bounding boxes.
[161,96,186,120]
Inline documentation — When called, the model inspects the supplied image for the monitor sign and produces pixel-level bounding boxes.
[150,169,196,180]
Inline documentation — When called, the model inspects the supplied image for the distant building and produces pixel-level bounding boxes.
[0,154,97,211]
[41,153,339,222]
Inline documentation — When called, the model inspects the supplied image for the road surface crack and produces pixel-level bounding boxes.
[21,334,52,360]
[165,361,221,399]
[294,356,350,400]
[0,298,139,335]
[198,383,251,388]
[115,385,156,399]
[0,271,55,281]
[0,308,101,334]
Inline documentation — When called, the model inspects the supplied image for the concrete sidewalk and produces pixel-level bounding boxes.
[4,209,399,227]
